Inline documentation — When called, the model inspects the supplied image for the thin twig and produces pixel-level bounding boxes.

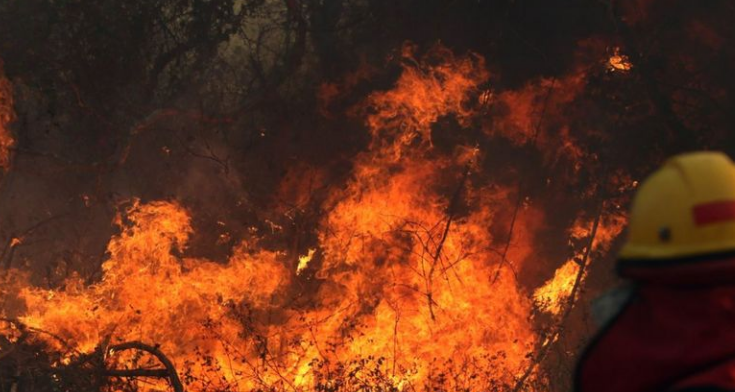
[511,199,605,392]
[491,79,556,284]
[2,213,70,271]
[424,163,472,321]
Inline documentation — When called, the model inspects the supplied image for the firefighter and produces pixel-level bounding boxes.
[577,151,735,392]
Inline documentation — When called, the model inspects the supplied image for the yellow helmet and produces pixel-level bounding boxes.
[619,151,735,263]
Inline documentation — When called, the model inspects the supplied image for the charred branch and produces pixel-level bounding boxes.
[424,163,472,320]
[105,368,170,378]
[512,199,605,392]
[108,341,184,392]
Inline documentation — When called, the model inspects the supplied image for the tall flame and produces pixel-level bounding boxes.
[1,45,625,391]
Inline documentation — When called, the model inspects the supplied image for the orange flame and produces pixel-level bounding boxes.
[533,212,626,315]
[365,43,489,160]
[608,47,632,72]
[1,45,626,391]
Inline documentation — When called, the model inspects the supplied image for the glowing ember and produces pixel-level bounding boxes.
[9,237,21,248]
[296,248,315,275]
[608,47,632,72]
[0,60,15,172]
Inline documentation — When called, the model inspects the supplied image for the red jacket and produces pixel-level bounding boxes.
[577,258,735,392]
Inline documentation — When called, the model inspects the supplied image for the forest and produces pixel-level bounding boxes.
[0,0,734,391]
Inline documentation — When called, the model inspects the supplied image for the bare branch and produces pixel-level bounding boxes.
[108,341,184,392]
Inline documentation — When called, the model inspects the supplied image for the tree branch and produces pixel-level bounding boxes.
[108,341,184,392]
[511,199,605,392]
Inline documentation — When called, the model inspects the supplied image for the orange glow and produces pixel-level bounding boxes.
[608,48,632,72]
[9,237,22,248]
[534,212,627,315]
[296,248,315,275]
[0,45,627,391]
[365,43,489,159]
[534,259,581,315]
[0,60,15,172]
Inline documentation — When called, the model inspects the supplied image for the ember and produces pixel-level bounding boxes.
[607,48,632,72]
[0,61,14,172]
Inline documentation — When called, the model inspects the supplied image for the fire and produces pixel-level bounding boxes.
[533,212,626,315]
[534,259,581,315]
[365,43,488,159]
[608,47,632,72]
[1,44,627,392]
[17,200,291,390]
[296,248,315,275]
[0,59,15,172]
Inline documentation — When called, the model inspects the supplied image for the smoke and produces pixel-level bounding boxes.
[1,1,733,391]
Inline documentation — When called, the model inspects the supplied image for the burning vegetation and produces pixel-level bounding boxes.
[0,0,734,391]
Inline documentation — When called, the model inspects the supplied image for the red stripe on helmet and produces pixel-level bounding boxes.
[693,200,735,226]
